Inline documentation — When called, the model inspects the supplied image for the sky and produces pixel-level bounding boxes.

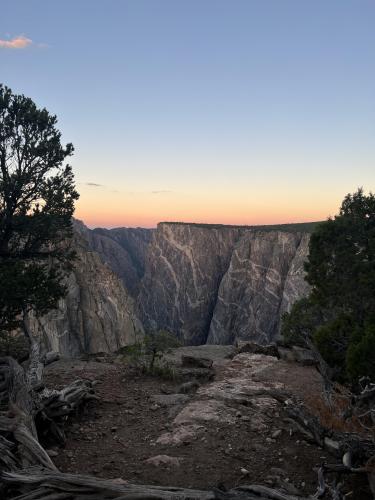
[1,1,375,228]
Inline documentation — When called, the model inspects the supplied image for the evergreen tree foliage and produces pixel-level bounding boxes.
[0,84,79,336]
[282,189,375,381]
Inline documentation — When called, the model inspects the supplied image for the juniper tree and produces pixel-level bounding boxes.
[0,84,79,343]
[282,189,375,380]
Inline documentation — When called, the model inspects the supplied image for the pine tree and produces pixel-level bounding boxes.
[0,84,79,343]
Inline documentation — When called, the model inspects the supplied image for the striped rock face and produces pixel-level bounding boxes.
[136,223,310,345]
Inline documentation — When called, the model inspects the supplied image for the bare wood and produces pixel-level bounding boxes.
[2,469,216,500]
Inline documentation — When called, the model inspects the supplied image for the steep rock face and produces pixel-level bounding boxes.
[207,232,310,345]
[88,227,153,296]
[137,223,310,345]
[137,223,248,344]
[32,225,142,357]
[280,234,311,316]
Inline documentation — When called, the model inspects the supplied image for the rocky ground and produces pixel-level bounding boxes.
[43,346,370,498]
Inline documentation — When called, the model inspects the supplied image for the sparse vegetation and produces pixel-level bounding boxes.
[282,189,375,381]
[120,330,180,379]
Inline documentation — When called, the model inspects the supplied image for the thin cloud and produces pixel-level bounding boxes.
[151,190,172,195]
[0,35,33,49]
[85,182,104,187]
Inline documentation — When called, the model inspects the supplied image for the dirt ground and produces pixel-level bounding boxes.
[43,348,371,498]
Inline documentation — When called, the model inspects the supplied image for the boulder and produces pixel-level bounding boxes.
[277,347,296,363]
[181,355,213,369]
[43,351,60,365]
[236,341,279,358]
[292,346,317,366]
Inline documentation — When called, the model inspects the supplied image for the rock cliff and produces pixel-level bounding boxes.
[207,231,311,344]
[137,223,310,345]
[32,223,143,357]
[137,223,248,344]
[86,227,153,296]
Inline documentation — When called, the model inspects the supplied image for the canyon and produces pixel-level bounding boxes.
[36,220,313,355]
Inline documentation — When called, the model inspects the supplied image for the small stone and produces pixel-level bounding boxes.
[236,411,242,418]
[46,449,59,457]
[272,429,282,439]
[111,426,118,432]
[145,455,182,467]
[150,404,159,411]
[240,468,249,475]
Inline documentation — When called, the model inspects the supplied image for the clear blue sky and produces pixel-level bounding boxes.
[2,1,375,227]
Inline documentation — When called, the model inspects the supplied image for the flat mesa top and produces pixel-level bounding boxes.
[158,221,321,233]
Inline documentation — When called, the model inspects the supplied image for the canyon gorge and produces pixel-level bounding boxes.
[36,220,313,356]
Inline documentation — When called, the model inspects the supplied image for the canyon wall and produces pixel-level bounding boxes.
[137,223,247,344]
[32,223,143,357]
[85,226,153,296]
[207,231,311,344]
[136,223,311,345]
[33,220,311,355]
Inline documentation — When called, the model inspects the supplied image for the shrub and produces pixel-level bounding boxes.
[281,297,323,347]
[346,323,375,380]
[120,330,180,378]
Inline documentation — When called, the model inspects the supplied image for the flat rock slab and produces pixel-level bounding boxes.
[145,455,182,467]
[159,353,284,444]
[151,394,190,407]
[156,424,204,446]
[164,345,236,367]
[174,399,237,426]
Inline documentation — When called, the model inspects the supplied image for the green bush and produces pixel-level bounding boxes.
[120,330,180,379]
[282,189,375,382]
[346,323,375,380]
[313,315,352,380]
[281,297,323,347]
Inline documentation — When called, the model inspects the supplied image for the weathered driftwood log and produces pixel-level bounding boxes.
[1,469,316,500]
[2,469,216,500]
[0,356,96,474]
[285,400,375,463]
